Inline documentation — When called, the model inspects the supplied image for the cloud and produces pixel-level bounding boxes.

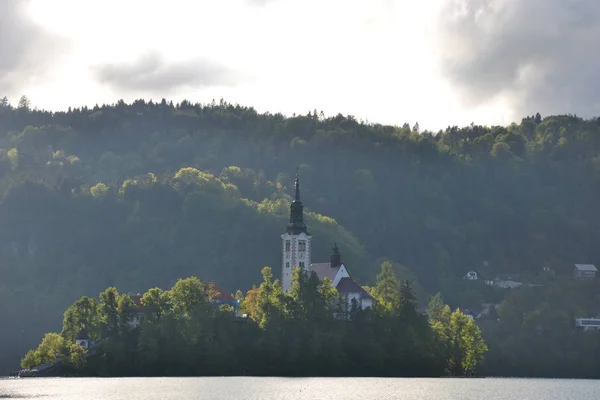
[436,0,600,118]
[245,0,274,5]
[0,0,66,95]
[92,53,241,94]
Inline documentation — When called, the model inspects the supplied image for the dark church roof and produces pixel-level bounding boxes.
[336,277,373,299]
[308,264,372,300]
[287,173,308,235]
[309,263,340,282]
[76,330,89,340]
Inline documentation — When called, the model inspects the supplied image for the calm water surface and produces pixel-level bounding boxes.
[1,377,598,400]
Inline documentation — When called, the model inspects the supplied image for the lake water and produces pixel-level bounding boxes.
[1,377,598,399]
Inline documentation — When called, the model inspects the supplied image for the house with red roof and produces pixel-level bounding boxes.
[125,293,149,328]
[203,282,240,311]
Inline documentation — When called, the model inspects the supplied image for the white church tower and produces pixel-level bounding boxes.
[281,173,312,293]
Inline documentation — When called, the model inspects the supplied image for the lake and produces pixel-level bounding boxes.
[1,377,598,399]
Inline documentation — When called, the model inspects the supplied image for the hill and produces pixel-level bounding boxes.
[1,97,600,373]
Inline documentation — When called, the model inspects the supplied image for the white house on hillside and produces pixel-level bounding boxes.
[573,264,597,280]
[464,270,478,280]
[485,274,523,289]
[575,318,600,331]
[75,331,90,349]
[281,174,372,310]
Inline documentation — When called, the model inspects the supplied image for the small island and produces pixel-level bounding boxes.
[19,265,486,378]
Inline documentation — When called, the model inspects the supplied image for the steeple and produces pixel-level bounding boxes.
[281,169,312,294]
[287,171,307,235]
[330,242,341,268]
[294,172,301,202]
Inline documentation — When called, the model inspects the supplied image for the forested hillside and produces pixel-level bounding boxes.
[1,96,600,374]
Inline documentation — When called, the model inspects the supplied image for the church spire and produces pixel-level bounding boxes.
[330,242,341,268]
[294,171,301,202]
[287,170,307,235]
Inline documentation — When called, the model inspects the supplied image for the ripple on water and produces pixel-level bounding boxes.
[1,377,599,400]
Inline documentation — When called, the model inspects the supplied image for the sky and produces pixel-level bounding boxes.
[2,0,600,131]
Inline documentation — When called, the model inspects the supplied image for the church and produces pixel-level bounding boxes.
[280,175,373,310]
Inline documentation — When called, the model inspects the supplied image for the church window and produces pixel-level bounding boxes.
[286,262,290,268]
[285,240,290,251]
[298,241,306,251]
[299,261,305,268]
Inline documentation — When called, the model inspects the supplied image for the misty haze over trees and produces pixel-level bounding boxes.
[2,97,600,377]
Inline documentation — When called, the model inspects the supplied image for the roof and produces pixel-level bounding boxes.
[309,263,340,282]
[335,277,372,299]
[574,264,598,272]
[76,331,89,340]
[204,282,235,301]
[125,294,151,313]
[125,283,234,311]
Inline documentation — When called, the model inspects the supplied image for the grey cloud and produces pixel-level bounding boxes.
[0,0,66,95]
[92,53,239,93]
[436,0,600,118]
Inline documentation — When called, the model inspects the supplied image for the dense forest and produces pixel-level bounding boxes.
[21,265,486,377]
[2,96,600,376]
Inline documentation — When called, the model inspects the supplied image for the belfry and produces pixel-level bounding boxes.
[280,172,372,310]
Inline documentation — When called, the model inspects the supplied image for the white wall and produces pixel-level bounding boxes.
[343,292,372,311]
[281,232,312,293]
[361,298,373,310]
[332,264,350,287]
[127,314,142,328]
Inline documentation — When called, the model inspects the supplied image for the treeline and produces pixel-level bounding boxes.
[2,99,600,288]
[22,263,486,377]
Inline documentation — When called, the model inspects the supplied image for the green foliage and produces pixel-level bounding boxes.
[17,96,31,111]
[427,293,445,322]
[7,148,18,169]
[429,297,487,375]
[98,287,121,335]
[61,297,99,341]
[21,333,66,369]
[169,277,208,318]
[253,267,283,328]
[219,304,235,314]
[20,350,39,369]
[141,287,169,318]
[371,261,401,312]
[289,267,337,321]
[90,182,109,198]
[68,344,87,369]
[482,280,600,378]
[22,269,455,377]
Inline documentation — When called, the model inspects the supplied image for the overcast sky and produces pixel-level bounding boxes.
[3,0,600,131]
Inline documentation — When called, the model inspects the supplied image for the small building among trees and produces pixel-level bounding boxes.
[573,264,597,280]
[75,331,90,350]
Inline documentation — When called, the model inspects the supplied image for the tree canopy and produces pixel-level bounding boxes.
[22,265,477,377]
